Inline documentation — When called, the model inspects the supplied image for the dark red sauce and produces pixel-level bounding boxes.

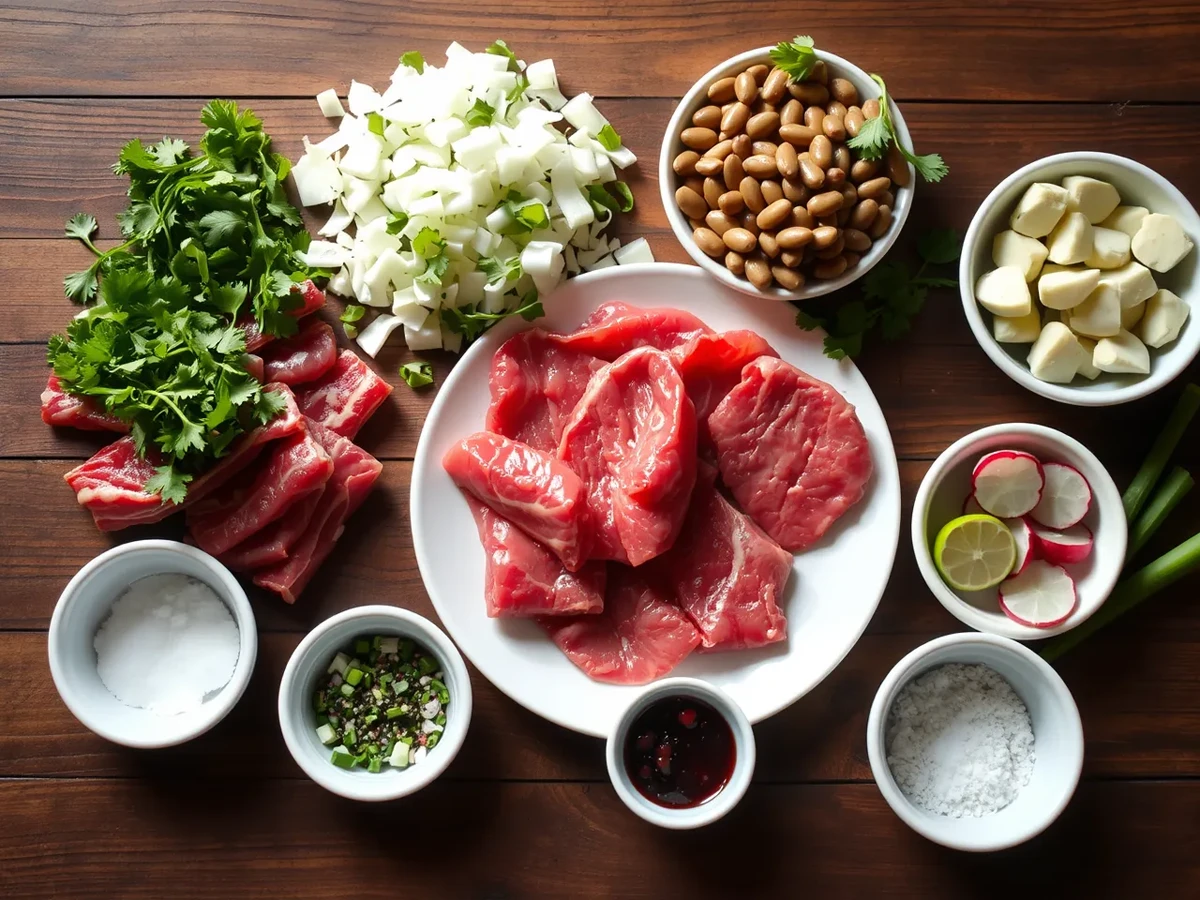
[623,696,735,808]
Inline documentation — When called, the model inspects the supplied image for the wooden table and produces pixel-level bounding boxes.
[2,3,1199,896]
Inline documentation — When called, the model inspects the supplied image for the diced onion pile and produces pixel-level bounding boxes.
[291,41,654,357]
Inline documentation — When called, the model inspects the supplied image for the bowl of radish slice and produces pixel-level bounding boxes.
[913,423,1127,640]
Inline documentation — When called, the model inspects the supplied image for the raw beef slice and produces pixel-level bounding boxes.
[296,349,393,439]
[260,319,338,385]
[486,328,605,453]
[557,347,697,566]
[668,330,778,446]
[556,301,712,360]
[467,497,605,617]
[443,431,591,571]
[41,375,130,433]
[540,566,701,684]
[241,280,327,352]
[708,356,872,551]
[652,464,791,649]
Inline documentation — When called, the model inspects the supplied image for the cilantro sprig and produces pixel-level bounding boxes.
[796,229,961,359]
[769,35,818,81]
[440,290,544,342]
[51,100,320,500]
[848,74,948,183]
[399,361,434,389]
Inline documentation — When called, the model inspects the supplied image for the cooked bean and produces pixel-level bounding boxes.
[850,199,879,231]
[744,255,774,289]
[704,139,734,160]
[720,101,751,135]
[825,167,847,187]
[772,265,804,290]
[703,177,724,209]
[681,127,719,151]
[844,107,865,138]
[836,207,853,226]
[739,176,766,213]
[748,64,770,85]
[829,77,859,107]
[693,226,726,257]
[746,111,781,140]
[693,105,723,130]
[850,158,879,183]
[761,67,790,104]
[789,82,829,105]
[694,156,723,177]
[725,250,746,275]
[813,256,848,279]
[718,190,745,215]
[758,230,780,258]
[817,213,839,229]
[743,154,778,178]
[799,156,826,190]
[731,134,752,158]
[782,177,809,203]
[705,209,737,235]
[723,154,745,191]
[861,98,881,119]
[735,71,758,104]
[673,150,700,176]
[826,100,848,120]
[858,177,891,201]
[870,205,892,239]
[775,141,799,179]
[688,218,705,231]
[684,175,705,196]
[722,227,757,253]
[833,144,852,172]
[757,198,793,230]
[810,60,828,84]
[816,235,845,259]
[777,226,814,249]
[708,77,737,103]
[842,228,872,252]
[843,251,861,268]
[676,185,708,219]
[751,140,779,157]
[803,105,825,130]
[780,99,803,126]
[808,134,833,168]
[812,225,841,249]
[760,179,784,205]
[886,145,911,187]
[790,206,816,229]
[780,249,806,268]
[807,190,844,217]
[739,210,761,235]
[879,190,896,210]
[839,184,858,208]
[779,124,819,147]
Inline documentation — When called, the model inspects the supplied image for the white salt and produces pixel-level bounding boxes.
[94,574,240,716]
[885,663,1035,818]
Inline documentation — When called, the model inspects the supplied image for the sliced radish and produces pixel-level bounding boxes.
[1029,521,1094,566]
[998,560,1078,628]
[971,450,1045,518]
[1029,462,1092,529]
[1006,517,1036,574]
[962,493,986,516]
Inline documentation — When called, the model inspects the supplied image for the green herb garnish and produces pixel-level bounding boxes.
[485,39,520,72]
[586,182,635,217]
[366,112,386,137]
[465,98,495,127]
[340,305,365,324]
[399,361,434,388]
[596,124,622,152]
[385,211,409,235]
[848,74,948,183]
[769,35,818,82]
[400,51,425,74]
[440,290,543,342]
[477,255,522,286]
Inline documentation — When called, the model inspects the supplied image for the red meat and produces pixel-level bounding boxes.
[540,566,701,684]
[40,375,130,433]
[218,490,323,571]
[260,319,338,386]
[555,300,712,360]
[241,280,327,352]
[466,496,605,618]
[668,330,777,448]
[557,347,697,566]
[296,349,393,439]
[708,357,872,551]
[486,329,604,453]
[243,353,265,383]
[443,431,590,571]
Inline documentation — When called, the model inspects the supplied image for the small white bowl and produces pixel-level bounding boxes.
[867,632,1084,852]
[48,540,257,749]
[659,47,914,301]
[278,605,472,802]
[605,677,755,829]
[961,151,1200,406]
[912,423,1127,640]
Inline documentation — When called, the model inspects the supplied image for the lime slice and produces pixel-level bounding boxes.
[933,514,1016,592]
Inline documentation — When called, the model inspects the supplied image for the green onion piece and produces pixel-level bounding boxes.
[387,706,404,719]
[417,656,438,675]
[345,668,364,686]
[343,726,356,747]
[372,635,382,650]
[364,714,378,726]
[367,758,382,773]
[426,733,441,749]
[1123,383,1200,520]
[331,747,356,769]
[355,639,371,655]
[339,683,355,697]
[393,679,408,694]
[313,694,327,712]
[383,739,397,758]
[399,639,415,661]
[378,673,392,685]
[1042,530,1200,662]
[379,636,399,654]
[1128,466,1194,561]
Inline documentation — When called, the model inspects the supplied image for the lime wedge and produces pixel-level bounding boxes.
[933,514,1016,592]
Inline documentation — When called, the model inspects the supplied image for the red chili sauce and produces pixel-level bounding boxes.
[623,695,736,808]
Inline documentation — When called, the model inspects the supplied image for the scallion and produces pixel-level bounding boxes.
[1123,383,1200,520]
[1128,466,1194,561]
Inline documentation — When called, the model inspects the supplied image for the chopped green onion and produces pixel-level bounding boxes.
[355,639,371,655]
[417,656,438,676]
[327,652,350,675]
[1128,467,1194,561]
[379,636,399,654]
[339,683,354,697]
[364,714,378,726]
[343,726,356,747]
[345,668,364,686]
[1123,383,1200,520]
[596,123,622,151]
[331,747,356,769]
[367,758,382,773]
[386,706,404,719]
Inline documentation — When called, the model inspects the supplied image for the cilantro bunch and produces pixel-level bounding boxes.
[796,229,961,359]
[49,100,325,502]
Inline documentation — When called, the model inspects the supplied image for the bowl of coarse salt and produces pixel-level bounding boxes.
[49,540,257,749]
[866,632,1083,852]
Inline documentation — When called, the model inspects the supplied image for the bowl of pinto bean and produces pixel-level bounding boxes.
[659,47,914,300]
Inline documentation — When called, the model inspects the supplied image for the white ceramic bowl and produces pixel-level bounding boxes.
[47,540,257,749]
[912,423,1127,640]
[605,677,755,829]
[867,632,1084,852]
[278,605,472,802]
[961,151,1200,406]
[659,47,915,301]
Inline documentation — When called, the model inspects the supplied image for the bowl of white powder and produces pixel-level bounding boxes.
[866,632,1083,851]
[48,540,257,748]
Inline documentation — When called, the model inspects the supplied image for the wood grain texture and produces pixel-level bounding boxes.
[2,1,1198,102]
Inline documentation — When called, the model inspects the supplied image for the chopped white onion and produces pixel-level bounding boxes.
[316,89,344,118]
[355,313,403,357]
[615,237,654,265]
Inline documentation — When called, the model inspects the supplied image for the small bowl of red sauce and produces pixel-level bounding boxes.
[605,677,755,829]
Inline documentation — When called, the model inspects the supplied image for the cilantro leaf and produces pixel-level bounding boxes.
[413,227,446,259]
[477,255,522,285]
[144,465,192,506]
[508,72,530,104]
[794,308,826,331]
[486,40,521,72]
[64,269,98,304]
[210,282,248,316]
[917,228,961,266]
[596,124,622,151]
[400,51,424,74]
[340,305,365,324]
[197,209,246,247]
[65,213,98,243]
[399,361,434,388]
[440,290,542,342]
[907,150,950,184]
[769,35,817,81]
[465,99,495,127]
[823,332,862,361]
[846,114,889,161]
[386,212,409,235]
[417,252,450,285]
[850,74,949,183]
[367,112,385,137]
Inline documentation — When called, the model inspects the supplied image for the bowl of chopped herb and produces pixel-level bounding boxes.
[278,605,472,802]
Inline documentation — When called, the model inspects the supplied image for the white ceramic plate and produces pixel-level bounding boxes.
[411,263,902,737]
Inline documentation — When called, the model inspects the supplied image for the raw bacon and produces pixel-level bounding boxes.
[296,350,393,439]
[260,319,338,386]
[40,375,129,433]
[241,280,327,352]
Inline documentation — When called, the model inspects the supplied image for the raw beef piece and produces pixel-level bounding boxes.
[187,426,334,556]
[557,347,697,566]
[219,490,323,571]
[467,497,606,618]
[668,330,777,447]
[486,329,604,453]
[651,464,791,649]
[556,300,713,360]
[241,280,327,352]
[708,357,872,551]
[443,431,590,571]
[260,319,338,385]
[40,375,130,433]
[296,349,393,439]
[254,422,383,603]
[243,353,265,383]
[540,566,701,684]
[64,383,304,531]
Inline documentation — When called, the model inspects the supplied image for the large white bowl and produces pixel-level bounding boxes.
[411,263,902,737]
[912,423,1127,640]
[659,47,915,302]
[961,151,1200,406]
[867,633,1084,852]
